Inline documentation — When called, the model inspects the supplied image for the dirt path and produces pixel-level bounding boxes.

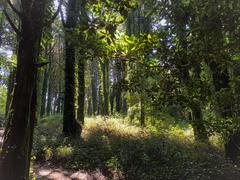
[32,164,106,180]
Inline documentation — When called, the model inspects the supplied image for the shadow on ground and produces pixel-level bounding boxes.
[31,117,240,180]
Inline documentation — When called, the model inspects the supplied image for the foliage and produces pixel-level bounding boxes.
[32,115,240,180]
[0,85,6,117]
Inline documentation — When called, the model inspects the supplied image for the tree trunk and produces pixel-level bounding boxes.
[190,104,208,142]
[87,89,92,116]
[5,68,15,118]
[110,88,114,115]
[115,86,122,113]
[40,48,50,117]
[122,96,128,114]
[209,61,239,159]
[0,1,47,178]
[77,55,85,127]
[101,60,109,116]
[40,68,48,117]
[90,60,98,115]
[97,85,103,115]
[63,0,80,137]
[56,83,62,114]
[115,60,123,113]
[46,69,53,116]
[140,94,145,127]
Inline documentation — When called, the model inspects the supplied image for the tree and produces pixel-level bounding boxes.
[0,0,48,179]
[90,59,99,115]
[77,0,88,125]
[62,0,81,137]
[125,4,152,125]
[101,59,110,115]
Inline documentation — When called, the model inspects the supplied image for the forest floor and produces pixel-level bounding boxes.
[32,163,106,180]
[1,116,240,179]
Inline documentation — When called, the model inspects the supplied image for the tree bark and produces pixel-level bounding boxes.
[110,88,114,115]
[115,85,122,113]
[190,104,208,142]
[77,55,85,127]
[140,93,145,127]
[115,60,123,113]
[40,47,50,117]
[0,1,47,179]
[87,88,92,116]
[97,85,103,115]
[101,60,109,116]
[46,60,53,116]
[5,68,15,118]
[56,83,62,113]
[63,0,80,137]
[90,60,98,115]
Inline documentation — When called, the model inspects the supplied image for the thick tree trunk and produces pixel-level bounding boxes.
[190,104,208,142]
[0,1,46,178]
[63,0,80,137]
[63,39,78,135]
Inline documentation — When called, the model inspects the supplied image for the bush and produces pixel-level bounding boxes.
[32,115,240,180]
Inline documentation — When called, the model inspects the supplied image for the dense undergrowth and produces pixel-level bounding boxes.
[32,115,240,180]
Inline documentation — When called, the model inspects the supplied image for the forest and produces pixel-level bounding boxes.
[1,0,240,179]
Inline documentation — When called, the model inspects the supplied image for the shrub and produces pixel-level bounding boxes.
[32,115,240,180]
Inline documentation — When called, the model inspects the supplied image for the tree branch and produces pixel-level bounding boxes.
[35,61,49,68]
[46,41,57,55]
[60,6,66,27]
[45,0,63,26]
[51,0,63,22]
[6,0,23,18]
[3,9,21,36]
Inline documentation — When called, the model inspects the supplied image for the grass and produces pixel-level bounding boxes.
[32,115,240,180]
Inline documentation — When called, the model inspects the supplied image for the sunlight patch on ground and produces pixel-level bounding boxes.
[0,128,4,147]
[83,116,148,139]
[33,164,106,180]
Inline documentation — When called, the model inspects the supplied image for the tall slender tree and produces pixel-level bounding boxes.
[101,59,110,115]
